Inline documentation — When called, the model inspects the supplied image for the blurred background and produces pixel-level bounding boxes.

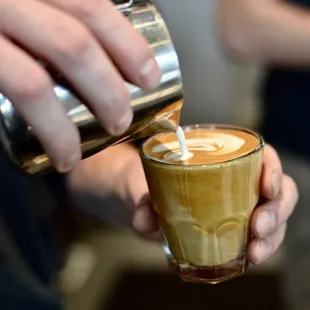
[53,1,309,309]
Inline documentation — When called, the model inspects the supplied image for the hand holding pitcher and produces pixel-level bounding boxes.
[0,0,161,172]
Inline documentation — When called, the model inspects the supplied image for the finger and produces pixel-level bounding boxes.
[251,175,298,238]
[43,0,162,89]
[261,144,283,199]
[1,0,133,135]
[0,35,80,172]
[132,202,158,233]
[248,223,287,265]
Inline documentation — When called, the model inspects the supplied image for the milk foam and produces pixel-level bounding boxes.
[175,126,193,161]
[153,128,246,162]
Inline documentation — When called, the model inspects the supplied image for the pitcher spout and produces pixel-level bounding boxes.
[139,99,183,138]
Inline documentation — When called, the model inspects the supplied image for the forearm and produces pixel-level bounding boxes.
[219,0,310,66]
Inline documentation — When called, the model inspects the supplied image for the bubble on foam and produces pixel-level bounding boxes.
[164,150,194,162]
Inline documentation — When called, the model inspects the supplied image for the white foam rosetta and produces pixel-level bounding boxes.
[153,131,246,162]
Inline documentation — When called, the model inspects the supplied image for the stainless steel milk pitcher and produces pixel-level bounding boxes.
[0,0,183,175]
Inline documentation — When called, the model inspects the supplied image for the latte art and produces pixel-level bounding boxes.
[143,127,260,166]
[153,134,246,162]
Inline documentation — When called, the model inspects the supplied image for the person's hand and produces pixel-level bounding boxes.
[131,144,299,264]
[246,144,299,264]
[67,143,299,265]
[0,0,161,172]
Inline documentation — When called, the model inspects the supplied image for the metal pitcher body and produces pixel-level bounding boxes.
[0,0,183,175]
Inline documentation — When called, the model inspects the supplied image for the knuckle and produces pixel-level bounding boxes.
[55,130,80,156]
[14,71,51,101]
[52,131,80,166]
[113,31,153,67]
[0,0,11,11]
[107,84,131,107]
[54,28,93,64]
[276,200,285,225]
[115,85,131,104]
[287,175,299,199]
[61,0,104,20]
[273,224,287,251]
[276,191,293,228]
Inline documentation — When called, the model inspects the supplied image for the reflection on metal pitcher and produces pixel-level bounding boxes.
[0,1,183,174]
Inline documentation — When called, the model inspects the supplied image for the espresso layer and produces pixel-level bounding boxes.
[143,127,260,165]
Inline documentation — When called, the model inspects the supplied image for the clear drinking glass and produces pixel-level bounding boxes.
[140,124,264,284]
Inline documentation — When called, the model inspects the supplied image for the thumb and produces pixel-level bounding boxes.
[261,144,283,200]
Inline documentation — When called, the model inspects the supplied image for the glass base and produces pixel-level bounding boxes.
[174,259,249,284]
[163,240,248,284]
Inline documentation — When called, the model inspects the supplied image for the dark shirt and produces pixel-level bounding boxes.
[0,152,65,309]
[260,0,310,159]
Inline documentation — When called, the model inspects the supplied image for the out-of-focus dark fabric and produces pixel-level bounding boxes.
[0,152,66,309]
[261,0,310,159]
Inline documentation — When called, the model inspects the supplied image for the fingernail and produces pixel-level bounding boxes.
[255,239,271,264]
[271,171,281,197]
[139,58,162,89]
[111,108,133,136]
[256,210,276,237]
[56,151,81,173]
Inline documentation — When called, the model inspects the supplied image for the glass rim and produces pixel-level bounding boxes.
[139,123,265,169]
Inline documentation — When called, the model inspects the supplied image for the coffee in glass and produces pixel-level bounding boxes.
[140,124,264,284]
